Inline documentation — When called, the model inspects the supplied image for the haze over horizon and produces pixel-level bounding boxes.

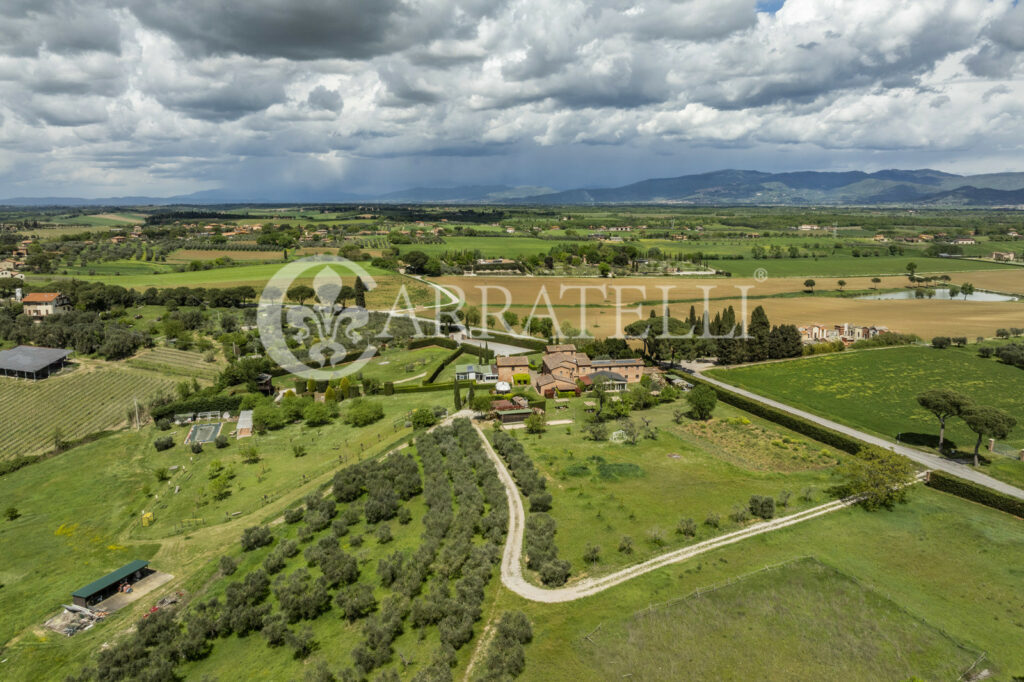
[2,0,1024,199]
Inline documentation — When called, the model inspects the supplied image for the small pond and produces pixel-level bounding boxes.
[857,289,1018,302]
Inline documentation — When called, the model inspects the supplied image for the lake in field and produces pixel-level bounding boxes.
[857,289,1019,302]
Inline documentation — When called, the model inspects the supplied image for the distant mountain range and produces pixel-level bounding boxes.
[5,169,1024,207]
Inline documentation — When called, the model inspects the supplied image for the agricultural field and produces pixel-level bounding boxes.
[435,273,1024,339]
[704,253,1014,278]
[708,344,1024,454]
[506,486,1024,680]
[0,362,178,460]
[125,347,224,382]
[30,265,438,309]
[506,400,851,576]
[0,391,450,678]
[165,246,339,263]
[576,558,979,681]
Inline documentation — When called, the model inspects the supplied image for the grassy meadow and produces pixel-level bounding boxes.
[503,399,850,577]
[708,344,1024,463]
[577,558,980,681]
[502,486,1024,680]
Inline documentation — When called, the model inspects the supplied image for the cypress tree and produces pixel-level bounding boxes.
[454,380,462,410]
[354,277,367,308]
[748,305,771,362]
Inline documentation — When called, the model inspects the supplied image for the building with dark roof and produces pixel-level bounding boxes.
[72,560,151,607]
[0,345,72,379]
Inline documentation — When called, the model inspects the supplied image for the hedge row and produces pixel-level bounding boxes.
[393,381,465,394]
[926,470,1024,519]
[408,336,459,351]
[681,373,862,455]
[152,394,245,421]
[460,344,496,360]
[426,346,465,384]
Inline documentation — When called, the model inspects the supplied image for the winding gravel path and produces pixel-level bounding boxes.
[473,422,864,603]
[697,373,1024,501]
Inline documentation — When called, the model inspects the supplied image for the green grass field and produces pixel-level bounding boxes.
[705,254,1014,278]
[0,362,178,460]
[578,557,979,681]
[506,486,1024,680]
[505,400,849,577]
[707,345,1024,455]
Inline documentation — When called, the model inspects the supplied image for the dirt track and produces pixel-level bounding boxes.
[472,422,860,603]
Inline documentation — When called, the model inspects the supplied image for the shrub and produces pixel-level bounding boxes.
[583,544,601,563]
[241,525,273,551]
[748,495,775,520]
[704,511,721,528]
[677,517,697,537]
[344,399,384,427]
[156,418,172,431]
[524,413,546,434]
[375,524,393,544]
[154,436,174,452]
[302,401,336,427]
[214,435,229,448]
[686,384,717,420]
[190,442,204,454]
[292,444,307,458]
[617,536,633,554]
[729,505,750,524]
[538,559,571,586]
[931,336,951,349]
[411,407,438,429]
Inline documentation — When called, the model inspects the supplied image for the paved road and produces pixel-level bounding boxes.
[698,373,1024,501]
[471,422,865,603]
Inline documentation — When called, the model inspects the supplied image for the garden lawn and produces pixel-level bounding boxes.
[707,345,1024,456]
[505,400,849,577]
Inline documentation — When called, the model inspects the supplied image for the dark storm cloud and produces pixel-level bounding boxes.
[129,0,409,60]
[154,76,288,121]
[0,0,121,57]
[1,0,1023,198]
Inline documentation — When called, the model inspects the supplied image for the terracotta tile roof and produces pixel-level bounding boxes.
[22,292,62,303]
[496,356,529,367]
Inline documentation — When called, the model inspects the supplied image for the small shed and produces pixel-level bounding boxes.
[236,410,254,438]
[72,560,150,607]
[497,408,533,424]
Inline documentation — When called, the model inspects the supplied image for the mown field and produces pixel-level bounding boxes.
[708,345,1024,454]
[578,557,979,681]
[0,363,178,459]
[508,399,850,577]
[125,347,224,382]
[505,486,1024,680]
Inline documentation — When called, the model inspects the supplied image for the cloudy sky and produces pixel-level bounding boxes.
[1,0,1023,198]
